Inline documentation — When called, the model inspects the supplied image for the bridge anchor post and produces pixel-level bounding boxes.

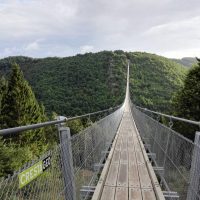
[187,131,200,200]
[58,124,76,200]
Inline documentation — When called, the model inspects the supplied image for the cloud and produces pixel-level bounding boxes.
[0,0,200,58]
[144,16,200,37]
[162,48,200,58]
[1,40,41,57]
[0,0,78,40]
[3,47,19,55]
[141,16,200,57]
[24,41,40,51]
[80,45,94,54]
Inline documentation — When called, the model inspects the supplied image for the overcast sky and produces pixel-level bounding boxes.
[0,0,200,58]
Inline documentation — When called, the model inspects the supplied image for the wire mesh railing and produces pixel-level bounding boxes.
[0,146,65,200]
[0,105,124,200]
[131,103,200,200]
[71,105,124,200]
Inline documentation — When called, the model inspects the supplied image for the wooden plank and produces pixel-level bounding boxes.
[121,138,127,151]
[105,164,119,186]
[120,150,128,163]
[115,187,128,200]
[142,189,157,200]
[127,135,133,141]
[129,188,142,200]
[132,130,137,137]
[134,142,142,152]
[146,161,165,200]
[129,151,137,165]
[115,139,122,151]
[118,129,123,134]
[92,114,124,200]
[131,114,165,200]
[117,163,128,187]
[93,102,165,200]
[136,151,145,164]
[128,141,134,151]
[100,186,115,200]
[129,164,140,188]
[138,164,152,189]
[112,150,120,163]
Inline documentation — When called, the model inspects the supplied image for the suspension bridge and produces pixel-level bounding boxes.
[0,64,200,200]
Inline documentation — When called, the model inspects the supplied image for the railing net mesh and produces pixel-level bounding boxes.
[0,105,124,200]
[131,104,199,200]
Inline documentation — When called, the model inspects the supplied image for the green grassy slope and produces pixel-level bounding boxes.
[0,51,187,115]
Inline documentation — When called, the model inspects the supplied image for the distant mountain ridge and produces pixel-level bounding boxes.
[0,51,187,115]
[172,57,197,67]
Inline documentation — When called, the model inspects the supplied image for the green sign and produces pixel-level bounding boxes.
[18,156,51,189]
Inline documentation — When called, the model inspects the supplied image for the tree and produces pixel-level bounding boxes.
[172,58,200,139]
[0,75,7,128]
[66,119,85,135]
[0,64,58,175]
[1,64,48,152]
[0,137,33,176]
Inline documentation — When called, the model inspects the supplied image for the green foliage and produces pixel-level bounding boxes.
[0,75,7,124]
[0,51,186,116]
[127,52,187,112]
[0,64,54,175]
[172,57,197,68]
[0,51,188,176]
[66,119,85,135]
[0,137,36,176]
[1,64,48,150]
[0,52,127,116]
[172,59,200,139]
[1,64,44,127]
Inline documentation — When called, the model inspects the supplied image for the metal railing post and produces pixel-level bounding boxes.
[59,126,76,200]
[187,131,200,200]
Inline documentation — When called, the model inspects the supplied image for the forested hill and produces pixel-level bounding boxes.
[0,51,187,116]
[128,52,187,112]
[172,57,197,67]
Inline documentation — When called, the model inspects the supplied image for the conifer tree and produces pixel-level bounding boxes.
[0,75,7,128]
[0,64,56,175]
[1,64,48,153]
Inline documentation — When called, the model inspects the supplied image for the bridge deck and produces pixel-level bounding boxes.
[92,102,164,200]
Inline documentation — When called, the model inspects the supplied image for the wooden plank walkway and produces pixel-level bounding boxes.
[92,100,165,200]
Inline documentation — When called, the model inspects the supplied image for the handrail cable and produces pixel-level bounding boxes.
[0,105,120,137]
[136,106,200,126]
